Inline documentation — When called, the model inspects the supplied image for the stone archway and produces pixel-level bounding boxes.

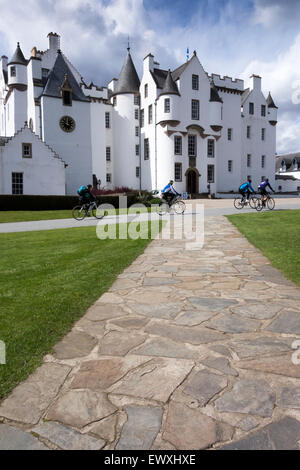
[185,168,200,194]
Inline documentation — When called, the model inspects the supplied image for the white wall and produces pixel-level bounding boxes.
[41,96,92,195]
[242,77,276,190]
[0,125,65,195]
[113,94,140,189]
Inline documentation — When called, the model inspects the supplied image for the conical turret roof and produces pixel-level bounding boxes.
[8,43,27,65]
[159,69,180,97]
[113,49,140,95]
[266,92,278,109]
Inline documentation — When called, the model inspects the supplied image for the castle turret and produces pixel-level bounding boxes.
[7,42,27,90]
[209,80,223,131]
[112,48,140,97]
[157,69,180,125]
[112,48,141,188]
[266,92,278,126]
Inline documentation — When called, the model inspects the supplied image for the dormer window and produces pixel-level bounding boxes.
[293,159,298,170]
[60,73,72,107]
[62,90,72,106]
[281,160,286,171]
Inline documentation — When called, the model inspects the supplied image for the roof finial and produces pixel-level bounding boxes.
[186,47,189,62]
[127,36,130,52]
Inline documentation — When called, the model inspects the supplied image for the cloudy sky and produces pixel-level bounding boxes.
[0,0,299,153]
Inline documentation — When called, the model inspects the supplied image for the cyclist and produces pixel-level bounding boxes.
[161,180,181,206]
[258,178,275,206]
[77,184,95,208]
[238,178,255,203]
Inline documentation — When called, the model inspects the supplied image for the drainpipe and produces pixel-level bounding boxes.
[154,101,157,190]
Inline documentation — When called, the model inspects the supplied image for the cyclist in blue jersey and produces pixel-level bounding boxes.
[161,180,181,206]
[258,178,275,206]
[238,179,255,202]
[77,184,95,205]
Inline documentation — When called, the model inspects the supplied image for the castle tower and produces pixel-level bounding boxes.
[6,43,28,134]
[266,92,278,126]
[111,48,140,189]
[7,43,27,90]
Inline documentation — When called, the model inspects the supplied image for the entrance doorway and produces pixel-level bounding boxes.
[186,168,199,194]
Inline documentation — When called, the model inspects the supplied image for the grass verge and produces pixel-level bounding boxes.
[0,221,161,400]
[227,210,300,285]
[0,207,156,223]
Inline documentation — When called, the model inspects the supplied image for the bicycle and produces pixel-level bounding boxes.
[255,193,275,211]
[156,195,186,216]
[233,193,258,210]
[72,199,106,220]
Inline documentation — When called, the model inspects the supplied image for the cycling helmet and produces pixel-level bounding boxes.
[169,180,174,185]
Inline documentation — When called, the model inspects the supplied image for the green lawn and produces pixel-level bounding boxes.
[0,207,155,223]
[227,210,300,285]
[0,222,160,400]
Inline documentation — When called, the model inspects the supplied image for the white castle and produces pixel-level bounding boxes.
[0,32,278,196]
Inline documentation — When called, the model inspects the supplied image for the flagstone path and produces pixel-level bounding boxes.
[1,215,300,450]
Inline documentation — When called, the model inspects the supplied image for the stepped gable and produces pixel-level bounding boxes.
[42,51,89,102]
[158,69,180,97]
[266,92,278,109]
[8,43,27,66]
[0,122,67,166]
[113,49,140,95]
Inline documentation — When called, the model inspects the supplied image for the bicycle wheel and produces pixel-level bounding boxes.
[249,197,258,209]
[72,205,86,220]
[156,202,169,216]
[255,200,263,212]
[91,205,105,219]
[234,197,244,209]
[267,197,275,210]
[173,200,185,214]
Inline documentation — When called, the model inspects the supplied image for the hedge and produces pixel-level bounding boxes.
[0,194,142,211]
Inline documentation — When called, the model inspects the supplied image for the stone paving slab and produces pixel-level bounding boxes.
[0,424,48,450]
[1,214,300,450]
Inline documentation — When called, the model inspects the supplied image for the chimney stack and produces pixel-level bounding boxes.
[47,32,60,51]
[250,74,261,91]
[143,53,154,73]
[1,55,8,70]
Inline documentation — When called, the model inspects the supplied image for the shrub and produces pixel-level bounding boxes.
[0,194,141,211]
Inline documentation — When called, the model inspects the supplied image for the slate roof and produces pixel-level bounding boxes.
[276,152,300,171]
[42,51,89,102]
[150,68,168,89]
[210,81,223,103]
[8,43,27,66]
[113,50,140,95]
[266,92,278,108]
[158,69,180,96]
[241,88,251,106]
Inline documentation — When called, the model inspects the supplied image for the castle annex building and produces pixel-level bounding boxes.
[0,33,278,196]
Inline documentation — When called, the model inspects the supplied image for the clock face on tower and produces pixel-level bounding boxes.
[59,115,76,133]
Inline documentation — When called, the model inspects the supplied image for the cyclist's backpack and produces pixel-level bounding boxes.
[77,185,86,196]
